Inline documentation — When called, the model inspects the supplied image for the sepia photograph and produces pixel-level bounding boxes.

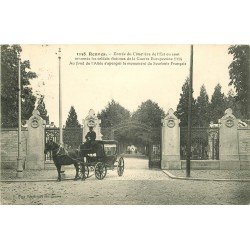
[1,1,250,250]
[1,44,249,205]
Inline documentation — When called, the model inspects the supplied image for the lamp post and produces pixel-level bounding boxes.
[58,48,63,145]
[17,53,23,178]
[186,45,194,178]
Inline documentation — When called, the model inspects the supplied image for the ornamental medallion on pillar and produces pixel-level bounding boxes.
[225,117,234,128]
[28,109,44,129]
[167,119,175,128]
[162,108,179,128]
[31,117,39,128]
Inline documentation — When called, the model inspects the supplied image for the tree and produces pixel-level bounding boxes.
[98,99,131,127]
[132,99,165,128]
[132,99,165,143]
[175,78,196,126]
[63,106,81,148]
[209,84,227,123]
[65,106,81,128]
[97,99,131,142]
[37,95,49,124]
[1,45,37,127]
[228,45,249,118]
[194,85,210,126]
[225,89,242,118]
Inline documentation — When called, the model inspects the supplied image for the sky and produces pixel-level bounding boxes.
[21,45,234,126]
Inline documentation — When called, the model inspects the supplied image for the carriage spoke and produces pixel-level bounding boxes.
[95,162,107,180]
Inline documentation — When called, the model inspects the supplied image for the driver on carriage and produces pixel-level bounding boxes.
[83,126,96,150]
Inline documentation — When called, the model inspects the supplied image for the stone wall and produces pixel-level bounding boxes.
[1,128,28,168]
[2,108,250,171]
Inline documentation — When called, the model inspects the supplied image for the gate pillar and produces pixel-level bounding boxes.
[219,108,240,169]
[26,109,45,169]
[161,108,181,169]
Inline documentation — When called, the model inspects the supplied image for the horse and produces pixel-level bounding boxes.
[44,140,81,181]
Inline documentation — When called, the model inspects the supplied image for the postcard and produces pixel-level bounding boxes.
[1,44,249,205]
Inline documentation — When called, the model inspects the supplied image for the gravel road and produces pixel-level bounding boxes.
[1,158,249,205]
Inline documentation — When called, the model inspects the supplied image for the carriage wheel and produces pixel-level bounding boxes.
[95,162,107,180]
[117,157,124,176]
[79,164,89,180]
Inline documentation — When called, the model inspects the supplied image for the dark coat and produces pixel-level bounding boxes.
[85,130,96,142]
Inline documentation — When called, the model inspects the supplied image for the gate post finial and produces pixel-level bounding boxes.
[162,108,179,128]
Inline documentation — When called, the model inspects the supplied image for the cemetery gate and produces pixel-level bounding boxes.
[101,122,162,168]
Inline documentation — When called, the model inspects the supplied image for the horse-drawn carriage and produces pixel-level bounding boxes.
[44,139,125,181]
[78,140,124,180]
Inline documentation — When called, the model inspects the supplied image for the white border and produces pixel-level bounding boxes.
[1,1,249,250]
[0,0,249,44]
[0,206,250,250]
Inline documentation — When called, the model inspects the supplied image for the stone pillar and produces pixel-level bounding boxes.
[26,109,45,169]
[219,108,240,169]
[82,109,102,142]
[161,108,181,169]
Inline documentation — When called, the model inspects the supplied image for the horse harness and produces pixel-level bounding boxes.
[53,145,68,158]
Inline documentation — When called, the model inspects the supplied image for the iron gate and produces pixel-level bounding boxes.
[45,128,60,161]
[148,142,161,168]
[180,127,219,160]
